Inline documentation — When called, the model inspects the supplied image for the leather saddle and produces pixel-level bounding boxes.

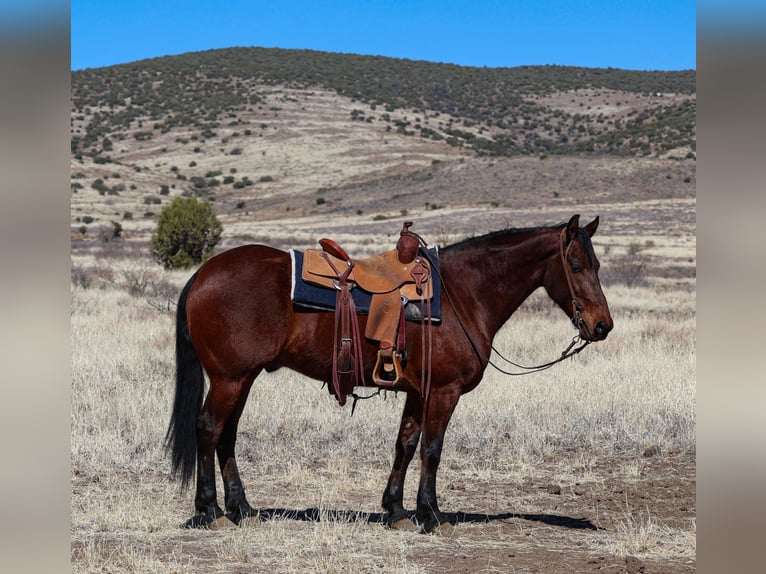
[300,222,432,403]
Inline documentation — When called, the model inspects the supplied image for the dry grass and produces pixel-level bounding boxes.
[70,72,696,571]
[71,238,695,571]
[597,505,696,561]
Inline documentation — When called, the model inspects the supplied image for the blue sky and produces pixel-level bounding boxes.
[71,0,697,71]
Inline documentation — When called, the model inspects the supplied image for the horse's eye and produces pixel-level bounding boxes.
[571,263,583,273]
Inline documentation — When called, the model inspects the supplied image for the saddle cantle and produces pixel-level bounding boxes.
[297,222,435,404]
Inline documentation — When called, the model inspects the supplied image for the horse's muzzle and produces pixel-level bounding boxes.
[591,320,612,341]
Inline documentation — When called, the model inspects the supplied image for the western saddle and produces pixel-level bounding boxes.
[300,222,433,405]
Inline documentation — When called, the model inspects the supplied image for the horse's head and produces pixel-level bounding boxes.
[544,215,613,341]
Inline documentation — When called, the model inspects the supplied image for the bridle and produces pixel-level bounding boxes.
[424,226,592,377]
[351,226,595,412]
[559,226,595,343]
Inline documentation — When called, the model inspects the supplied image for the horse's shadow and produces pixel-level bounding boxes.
[256,507,603,531]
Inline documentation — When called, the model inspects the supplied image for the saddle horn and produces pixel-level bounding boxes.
[396,221,420,264]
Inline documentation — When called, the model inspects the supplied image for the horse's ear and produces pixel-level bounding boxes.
[584,216,599,238]
[565,214,580,242]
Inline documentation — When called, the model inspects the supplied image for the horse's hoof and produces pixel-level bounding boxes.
[430,522,456,537]
[208,515,237,530]
[238,515,260,529]
[182,514,215,529]
[389,518,421,533]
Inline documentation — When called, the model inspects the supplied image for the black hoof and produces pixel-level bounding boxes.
[226,504,259,526]
[385,508,408,526]
[182,514,217,529]
[182,505,227,529]
[418,511,452,534]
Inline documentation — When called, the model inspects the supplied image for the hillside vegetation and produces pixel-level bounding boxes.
[72,47,695,160]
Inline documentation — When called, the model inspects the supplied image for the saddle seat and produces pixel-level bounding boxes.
[302,247,433,300]
[299,223,433,400]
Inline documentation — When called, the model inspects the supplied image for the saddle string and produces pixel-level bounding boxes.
[320,252,365,403]
[400,229,437,416]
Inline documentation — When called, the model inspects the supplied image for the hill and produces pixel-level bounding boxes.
[71,47,696,257]
[72,47,695,160]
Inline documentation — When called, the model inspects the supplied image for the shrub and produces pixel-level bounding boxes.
[151,197,222,270]
[91,179,108,194]
[71,266,92,289]
[97,223,122,242]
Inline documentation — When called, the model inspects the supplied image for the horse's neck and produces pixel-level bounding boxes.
[441,230,556,339]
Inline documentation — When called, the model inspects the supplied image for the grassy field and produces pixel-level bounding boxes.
[71,211,695,572]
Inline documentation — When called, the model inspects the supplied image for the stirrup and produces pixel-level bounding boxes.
[373,347,402,387]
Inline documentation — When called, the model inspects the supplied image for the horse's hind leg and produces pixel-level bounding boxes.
[188,375,252,528]
[381,392,422,530]
[217,375,259,525]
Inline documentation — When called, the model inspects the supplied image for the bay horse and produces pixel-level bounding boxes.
[166,214,612,532]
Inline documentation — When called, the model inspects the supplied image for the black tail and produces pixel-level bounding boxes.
[165,272,204,489]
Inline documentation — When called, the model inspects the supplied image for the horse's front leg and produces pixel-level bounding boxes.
[415,386,461,533]
[381,392,422,530]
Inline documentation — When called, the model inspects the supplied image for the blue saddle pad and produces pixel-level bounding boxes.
[289,247,442,322]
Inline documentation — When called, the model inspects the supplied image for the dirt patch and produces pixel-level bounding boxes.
[421,452,696,573]
[72,452,694,572]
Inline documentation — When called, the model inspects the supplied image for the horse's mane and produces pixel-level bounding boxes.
[441,222,596,263]
[440,223,565,253]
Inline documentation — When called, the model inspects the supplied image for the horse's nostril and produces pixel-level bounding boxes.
[595,321,611,338]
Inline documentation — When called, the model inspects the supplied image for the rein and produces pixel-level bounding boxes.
[351,225,593,414]
[416,226,591,377]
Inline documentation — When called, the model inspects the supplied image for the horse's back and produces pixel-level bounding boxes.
[185,244,294,377]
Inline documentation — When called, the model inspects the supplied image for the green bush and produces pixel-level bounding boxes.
[91,179,108,194]
[150,197,222,270]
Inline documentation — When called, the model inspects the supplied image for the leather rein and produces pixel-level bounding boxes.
[350,226,592,412]
[416,226,591,377]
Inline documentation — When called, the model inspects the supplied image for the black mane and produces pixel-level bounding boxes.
[441,223,565,253]
[440,221,596,264]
